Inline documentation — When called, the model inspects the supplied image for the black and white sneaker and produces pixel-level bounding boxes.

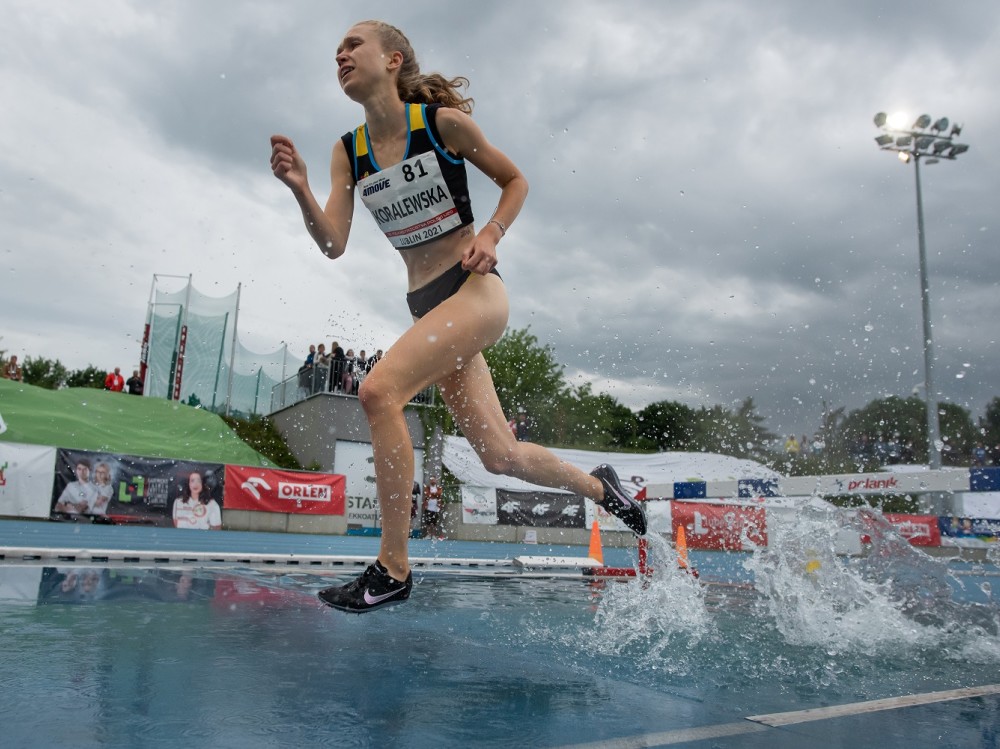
[590,464,647,536]
[317,560,412,613]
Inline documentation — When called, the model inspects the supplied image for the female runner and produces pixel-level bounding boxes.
[271,20,645,612]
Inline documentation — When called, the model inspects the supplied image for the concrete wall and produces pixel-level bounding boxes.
[223,509,348,535]
[269,391,427,473]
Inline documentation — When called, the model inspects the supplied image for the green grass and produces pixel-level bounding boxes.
[0,378,273,466]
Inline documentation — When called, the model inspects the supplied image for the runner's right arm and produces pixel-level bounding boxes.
[270,135,355,259]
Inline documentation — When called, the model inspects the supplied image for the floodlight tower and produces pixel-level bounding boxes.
[872,112,969,470]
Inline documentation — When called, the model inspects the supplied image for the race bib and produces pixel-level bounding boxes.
[358,154,462,249]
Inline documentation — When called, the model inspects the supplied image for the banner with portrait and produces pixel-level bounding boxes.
[51,448,224,529]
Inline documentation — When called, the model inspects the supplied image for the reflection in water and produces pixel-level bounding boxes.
[0,535,998,748]
[36,567,216,605]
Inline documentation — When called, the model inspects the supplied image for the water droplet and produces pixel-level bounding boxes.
[864,324,874,332]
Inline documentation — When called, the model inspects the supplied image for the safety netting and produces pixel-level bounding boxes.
[142,277,288,416]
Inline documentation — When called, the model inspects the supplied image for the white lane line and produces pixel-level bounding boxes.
[747,683,1000,726]
[549,721,768,749]
[553,684,1000,748]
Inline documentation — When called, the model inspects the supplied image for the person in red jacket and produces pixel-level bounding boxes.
[104,367,125,392]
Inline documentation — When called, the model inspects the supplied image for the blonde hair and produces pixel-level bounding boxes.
[359,20,474,114]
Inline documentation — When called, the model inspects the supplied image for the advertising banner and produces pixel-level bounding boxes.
[461,485,498,525]
[881,513,942,546]
[939,515,1000,540]
[224,466,345,515]
[0,442,57,518]
[496,490,586,528]
[672,501,767,551]
[51,448,224,528]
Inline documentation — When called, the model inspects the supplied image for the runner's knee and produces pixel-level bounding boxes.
[358,376,402,419]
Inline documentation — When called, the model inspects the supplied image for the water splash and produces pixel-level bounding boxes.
[591,534,712,672]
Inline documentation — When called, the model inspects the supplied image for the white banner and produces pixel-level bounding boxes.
[461,485,497,525]
[0,442,57,518]
[334,440,423,528]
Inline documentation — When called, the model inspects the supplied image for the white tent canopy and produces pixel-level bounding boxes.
[441,435,780,494]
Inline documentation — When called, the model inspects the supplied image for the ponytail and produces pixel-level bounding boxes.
[359,20,474,114]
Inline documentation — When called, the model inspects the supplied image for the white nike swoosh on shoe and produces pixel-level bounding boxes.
[363,587,405,606]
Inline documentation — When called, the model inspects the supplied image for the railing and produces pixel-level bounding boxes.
[268,366,436,413]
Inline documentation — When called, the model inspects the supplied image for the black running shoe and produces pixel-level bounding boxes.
[590,464,647,536]
[317,560,412,613]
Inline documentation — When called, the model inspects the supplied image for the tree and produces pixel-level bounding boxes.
[939,402,977,466]
[692,397,776,461]
[482,327,569,443]
[551,382,644,450]
[66,365,106,389]
[636,400,696,451]
[979,397,1000,451]
[21,356,69,390]
[222,414,303,470]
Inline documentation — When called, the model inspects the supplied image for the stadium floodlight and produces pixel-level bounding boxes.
[871,110,972,479]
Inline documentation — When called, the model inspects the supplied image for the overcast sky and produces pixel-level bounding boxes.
[3,0,998,441]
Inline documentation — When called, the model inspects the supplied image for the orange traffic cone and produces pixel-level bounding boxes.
[676,523,690,570]
[588,520,604,565]
[676,524,700,578]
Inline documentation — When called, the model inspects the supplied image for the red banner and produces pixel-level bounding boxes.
[672,502,767,551]
[224,466,345,515]
[880,513,941,547]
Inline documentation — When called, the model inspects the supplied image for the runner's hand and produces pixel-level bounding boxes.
[270,134,308,193]
[461,231,499,276]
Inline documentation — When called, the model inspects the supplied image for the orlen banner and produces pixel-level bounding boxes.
[882,513,941,547]
[672,501,767,551]
[224,466,345,515]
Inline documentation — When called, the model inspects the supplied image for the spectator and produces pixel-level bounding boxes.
[411,480,421,533]
[355,350,369,391]
[784,435,800,455]
[811,434,825,454]
[314,343,331,394]
[297,345,316,394]
[126,370,143,395]
[423,476,443,538]
[330,345,346,392]
[2,355,23,381]
[366,349,382,374]
[972,442,988,467]
[514,407,532,442]
[342,348,357,394]
[104,367,125,392]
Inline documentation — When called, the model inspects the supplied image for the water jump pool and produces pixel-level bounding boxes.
[1,518,998,749]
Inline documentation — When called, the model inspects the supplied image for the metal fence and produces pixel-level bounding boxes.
[269,366,437,413]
